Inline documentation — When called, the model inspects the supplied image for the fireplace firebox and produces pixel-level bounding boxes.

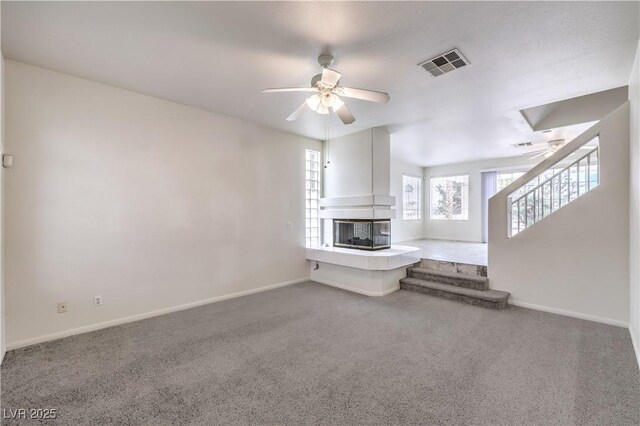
[333,219,391,251]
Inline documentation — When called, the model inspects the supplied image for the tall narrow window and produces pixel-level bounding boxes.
[430,175,469,220]
[305,149,320,247]
[402,175,422,220]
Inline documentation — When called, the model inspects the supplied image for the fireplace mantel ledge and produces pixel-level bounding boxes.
[305,245,421,271]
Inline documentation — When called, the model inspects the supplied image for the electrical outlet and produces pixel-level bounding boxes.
[94,295,103,306]
[286,221,294,230]
[57,302,68,313]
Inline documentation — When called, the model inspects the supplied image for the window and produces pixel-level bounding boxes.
[305,149,320,247]
[497,171,526,192]
[508,166,568,201]
[402,175,422,220]
[430,175,469,220]
[507,137,599,237]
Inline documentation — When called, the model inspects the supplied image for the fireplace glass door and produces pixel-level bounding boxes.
[333,219,391,251]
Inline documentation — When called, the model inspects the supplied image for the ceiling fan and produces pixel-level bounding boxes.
[262,54,390,125]
[520,139,594,160]
[525,139,567,160]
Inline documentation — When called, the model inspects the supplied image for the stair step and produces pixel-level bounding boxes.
[399,277,510,310]
[420,259,487,277]
[407,267,488,290]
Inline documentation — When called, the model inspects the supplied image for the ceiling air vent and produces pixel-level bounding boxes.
[511,142,534,148]
[418,49,470,77]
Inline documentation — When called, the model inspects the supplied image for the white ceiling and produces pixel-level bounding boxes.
[2,1,639,166]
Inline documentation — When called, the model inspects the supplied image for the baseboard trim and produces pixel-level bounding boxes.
[393,237,427,244]
[7,277,310,351]
[311,278,400,297]
[379,286,400,296]
[630,328,640,371]
[509,300,629,328]
[419,236,484,243]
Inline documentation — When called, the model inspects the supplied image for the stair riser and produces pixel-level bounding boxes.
[420,259,487,277]
[400,282,508,310]
[407,270,488,290]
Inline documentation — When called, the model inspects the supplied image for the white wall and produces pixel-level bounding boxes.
[0,33,5,361]
[629,39,640,365]
[523,86,628,131]
[325,130,373,198]
[4,61,321,348]
[423,156,539,242]
[390,156,424,243]
[489,103,630,326]
[372,129,391,198]
[324,128,390,198]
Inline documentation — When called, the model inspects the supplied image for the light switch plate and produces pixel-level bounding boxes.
[2,154,13,168]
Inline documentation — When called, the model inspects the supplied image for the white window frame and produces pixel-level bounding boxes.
[305,149,321,248]
[402,174,422,221]
[429,174,470,221]
[497,170,527,192]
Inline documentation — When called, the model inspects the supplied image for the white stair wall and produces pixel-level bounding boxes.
[488,102,630,326]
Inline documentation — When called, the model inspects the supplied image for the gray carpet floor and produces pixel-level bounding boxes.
[1,281,639,425]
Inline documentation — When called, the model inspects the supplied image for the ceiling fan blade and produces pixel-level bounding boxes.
[286,101,308,121]
[521,148,546,156]
[334,104,355,125]
[530,150,549,160]
[338,87,390,103]
[263,87,316,93]
[321,69,342,88]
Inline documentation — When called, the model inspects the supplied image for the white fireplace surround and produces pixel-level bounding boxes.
[319,194,396,220]
[307,245,421,296]
[307,127,418,296]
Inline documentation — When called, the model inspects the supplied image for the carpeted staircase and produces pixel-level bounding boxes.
[400,259,510,309]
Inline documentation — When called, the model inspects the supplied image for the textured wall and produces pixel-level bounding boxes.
[489,103,630,326]
[4,61,321,347]
[629,39,640,365]
[0,41,5,362]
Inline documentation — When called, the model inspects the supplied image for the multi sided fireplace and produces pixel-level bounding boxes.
[333,219,391,251]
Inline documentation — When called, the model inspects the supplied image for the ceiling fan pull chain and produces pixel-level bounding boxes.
[325,115,330,167]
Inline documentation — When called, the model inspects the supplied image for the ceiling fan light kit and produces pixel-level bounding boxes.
[262,54,390,125]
